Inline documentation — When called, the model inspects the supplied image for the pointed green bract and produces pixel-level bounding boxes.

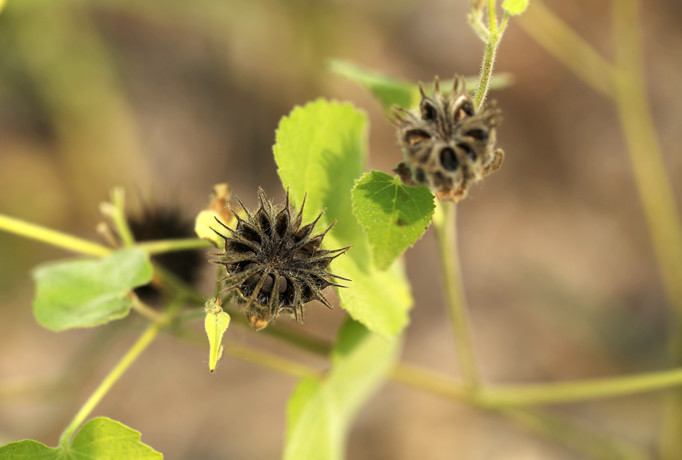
[273,98,413,338]
[32,248,153,331]
[0,417,162,459]
[352,171,434,269]
[502,0,530,16]
[205,298,230,373]
[284,319,401,460]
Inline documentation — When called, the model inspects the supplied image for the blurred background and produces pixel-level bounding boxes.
[1,0,681,458]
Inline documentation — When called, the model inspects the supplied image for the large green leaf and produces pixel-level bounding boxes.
[32,248,153,331]
[284,319,401,460]
[273,98,412,338]
[0,417,162,459]
[352,171,434,270]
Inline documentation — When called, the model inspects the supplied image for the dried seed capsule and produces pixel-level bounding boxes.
[213,188,350,330]
[393,75,505,201]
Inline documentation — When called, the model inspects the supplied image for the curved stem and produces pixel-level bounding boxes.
[433,201,479,389]
[58,321,162,448]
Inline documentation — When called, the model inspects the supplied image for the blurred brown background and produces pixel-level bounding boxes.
[1,0,681,458]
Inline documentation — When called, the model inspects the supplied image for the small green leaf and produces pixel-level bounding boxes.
[204,297,231,373]
[327,59,415,111]
[274,99,413,338]
[0,417,162,459]
[284,319,401,460]
[352,171,435,269]
[32,248,153,331]
[502,0,530,15]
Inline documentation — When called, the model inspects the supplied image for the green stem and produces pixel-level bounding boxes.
[0,214,111,257]
[499,408,649,460]
[58,321,162,448]
[110,187,136,247]
[610,2,682,458]
[223,343,322,379]
[487,0,498,34]
[136,238,213,254]
[479,367,682,407]
[127,292,166,323]
[472,0,506,108]
[433,201,479,389]
[516,0,617,99]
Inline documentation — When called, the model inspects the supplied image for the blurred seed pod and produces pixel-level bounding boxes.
[393,75,504,201]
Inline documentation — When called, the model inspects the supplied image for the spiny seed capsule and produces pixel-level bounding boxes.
[213,188,350,330]
[393,75,505,202]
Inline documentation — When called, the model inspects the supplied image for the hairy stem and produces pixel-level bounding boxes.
[471,0,508,108]
[433,201,479,389]
[58,321,162,447]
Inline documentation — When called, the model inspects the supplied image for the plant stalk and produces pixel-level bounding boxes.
[0,214,110,257]
[433,201,480,389]
[58,321,162,448]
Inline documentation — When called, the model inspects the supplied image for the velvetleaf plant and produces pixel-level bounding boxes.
[5,1,682,459]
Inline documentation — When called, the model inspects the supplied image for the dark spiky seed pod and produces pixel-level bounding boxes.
[213,188,350,330]
[127,205,204,302]
[392,75,505,202]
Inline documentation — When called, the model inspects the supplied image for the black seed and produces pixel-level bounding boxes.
[439,147,459,171]
[432,171,448,187]
[256,209,271,236]
[261,274,274,292]
[278,277,288,294]
[415,168,426,184]
[458,143,477,161]
[464,128,488,141]
[420,102,437,121]
[404,129,431,146]
[275,209,289,237]
[244,263,259,287]
[228,241,255,254]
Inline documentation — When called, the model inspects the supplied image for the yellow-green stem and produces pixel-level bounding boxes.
[136,238,213,254]
[499,408,649,460]
[223,343,322,379]
[0,214,111,257]
[58,321,162,448]
[516,0,617,99]
[433,201,479,389]
[110,187,135,247]
[127,292,166,323]
[610,2,682,458]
